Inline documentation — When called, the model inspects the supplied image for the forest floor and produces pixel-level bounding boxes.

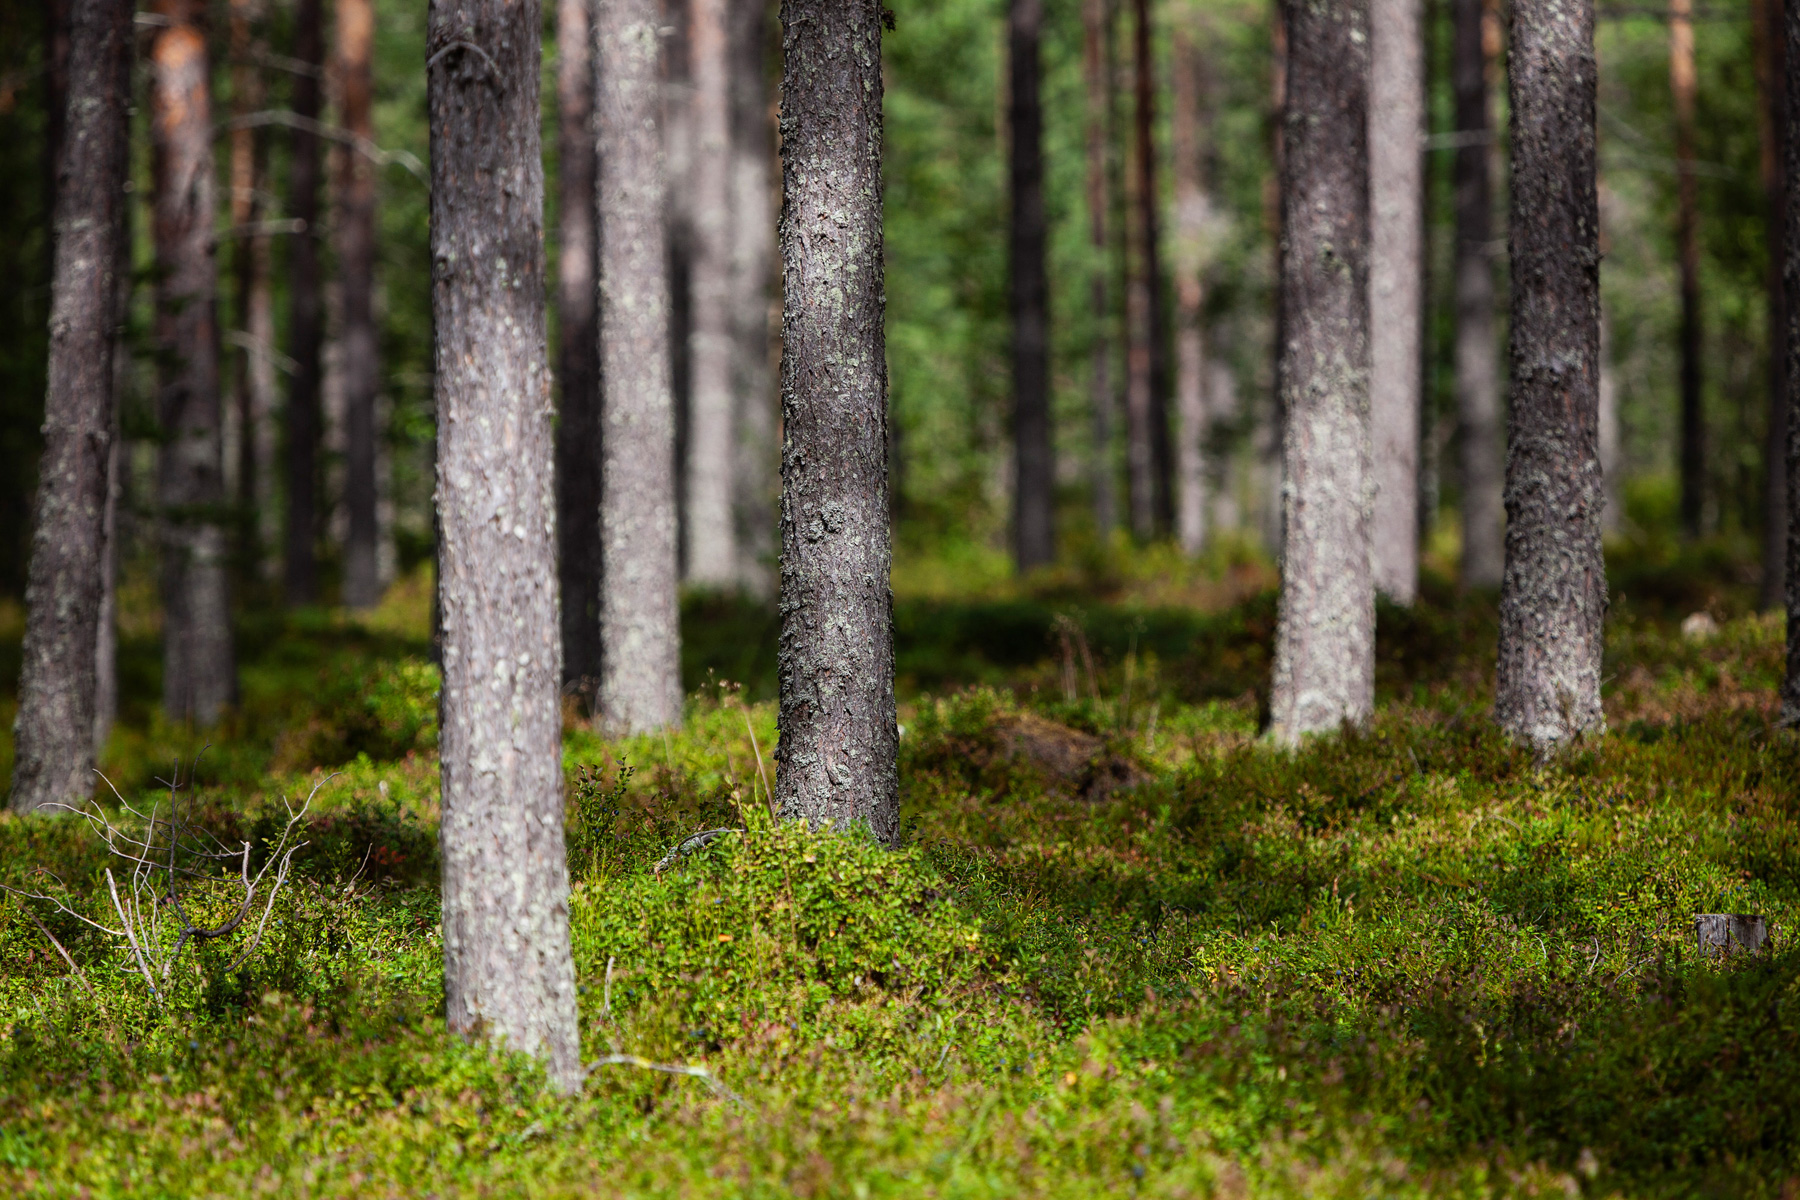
[0,535,1794,1197]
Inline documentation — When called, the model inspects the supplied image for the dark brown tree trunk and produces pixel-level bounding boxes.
[1083,0,1117,539]
[1672,0,1704,539]
[427,0,582,1091]
[284,0,325,606]
[1759,0,1788,608]
[1495,0,1605,753]
[228,0,276,576]
[1269,0,1374,744]
[1011,0,1054,571]
[1130,0,1171,535]
[1452,0,1503,586]
[1780,0,1800,722]
[596,0,682,732]
[1369,0,1424,603]
[555,0,600,692]
[774,0,898,845]
[1122,29,1154,542]
[10,0,130,812]
[728,0,775,596]
[151,0,236,725]
[338,0,381,607]
[1170,22,1209,556]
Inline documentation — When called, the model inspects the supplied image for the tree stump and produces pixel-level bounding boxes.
[1694,913,1768,957]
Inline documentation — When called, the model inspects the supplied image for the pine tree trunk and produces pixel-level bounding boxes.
[427,0,582,1092]
[228,0,277,577]
[775,0,898,845]
[1495,0,1605,753]
[1268,0,1374,745]
[1368,0,1423,603]
[596,0,682,732]
[285,0,325,606]
[1011,0,1054,571]
[1133,0,1172,534]
[151,0,236,725]
[555,0,600,692]
[1452,0,1503,587]
[10,0,129,812]
[1170,23,1208,557]
[339,0,381,607]
[1599,304,1622,532]
[1672,0,1704,539]
[1758,0,1787,608]
[1122,39,1155,543]
[728,0,775,597]
[96,103,132,758]
[1082,0,1117,540]
[1779,0,1800,722]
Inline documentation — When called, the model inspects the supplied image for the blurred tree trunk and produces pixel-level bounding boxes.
[1082,0,1117,540]
[427,0,582,1092]
[1495,0,1604,753]
[556,0,600,693]
[1452,0,1503,587]
[284,0,324,606]
[151,0,236,725]
[1170,23,1208,557]
[1122,10,1154,541]
[1780,0,1800,722]
[1759,0,1788,608]
[228,0,276,577]
[1600,303,1622,531]
[728,0,775,597]
[1368,0,1423,603]
[775,0,898,845]
[1671,0,1704,539]
[1011,0,1054,571]
[1269,0,1373,745]
[10,0,130,812]
[684,0,738,586]
[1131,0,1172,535]
[596,0,682,732]
[338,0,381,607]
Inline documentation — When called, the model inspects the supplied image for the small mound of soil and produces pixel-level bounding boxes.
[992,712,1150,802]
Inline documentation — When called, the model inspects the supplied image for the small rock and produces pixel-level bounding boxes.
[1680,611,1719,642]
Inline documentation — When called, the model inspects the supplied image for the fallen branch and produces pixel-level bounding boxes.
[586,1054,749,1109]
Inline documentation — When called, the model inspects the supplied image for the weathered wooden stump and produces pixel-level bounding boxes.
[1693,913,1768,957]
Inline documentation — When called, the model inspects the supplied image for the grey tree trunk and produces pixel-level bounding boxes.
[1368,0,1423,604]
[728,0,775,597]
[1452,0,1504,587]
[284,0,325,607]
[1082,0,1117,540]
[774,0,898,846]
[1599,304,1622,532]
[1758,0,1787,608]
[1170,23,1208,556]
[1672,0,1704,539]
[1011,0,1054,571]
[151,0,236,725]
[1268,0,1374,745]
[339,0,381,608]
[1495,0,1605,754]
[1779,0,1800,723]
[10,0,130,812]
[427,0,582,1093]
[227,0,273,572]
[596,0,682,732]
[556,0,601,692]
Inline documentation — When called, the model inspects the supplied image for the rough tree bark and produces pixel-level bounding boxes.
[339,0,381,607]
[774,0,898,845]
[1268,0,1374,745]
[151,0,236,725]
[427,0,582,1091]
[284,0,325,606]
[1453,0,1504,587]
[596,0,682,732]
[1083,0,1117,539]
[728,0,775,597]
[1780,0,1800,722]
[1171,23,1209,556]
[1011,0,1054,571]
[1758,0,1787,607]
[556,0,600,690]
[1494,0,1605,753]
[1368,0,1424,603]
[1671,0,1704,539]
[9,0,130,812]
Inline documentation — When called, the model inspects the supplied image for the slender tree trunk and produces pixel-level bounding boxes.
[1011,0,1054,570]
[1083,0,1117,540]
[1122,30,1155,541]
[1134,0,1173,533]
[1452,0,1503,587]
[1268,0,1373,745]
[1368,0,1423,603]
[96,88,132,758]
[775,0,898,845]
[338,0,381,607]
[1600,303,1622,531]
[427,0,581,1092]
[1760,0,1788,607]
[556,0,601,691]
[285,0,325,606]
[229,0,276,576]
[1671,0,1704,539]
[10,0,130,812]
[1495,0,1604,753]
[1170,23,1208,556]
[151,0,236,725]
[1780,0,1800,722]
[728,0,775,596]
[596,0,682,732]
